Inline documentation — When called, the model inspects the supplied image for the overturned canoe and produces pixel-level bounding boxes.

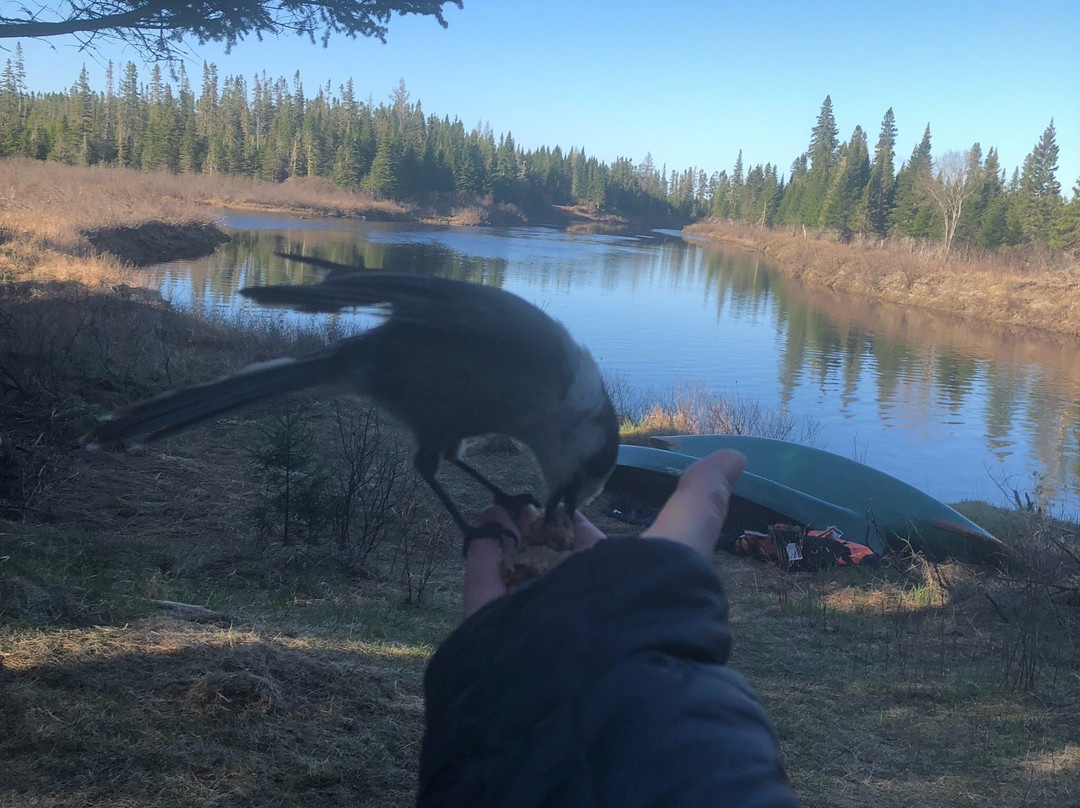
[607,435,1009,564]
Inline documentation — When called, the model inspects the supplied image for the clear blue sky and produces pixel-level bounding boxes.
[8,0,1080,194]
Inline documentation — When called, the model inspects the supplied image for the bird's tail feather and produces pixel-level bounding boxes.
[87,353,340,445]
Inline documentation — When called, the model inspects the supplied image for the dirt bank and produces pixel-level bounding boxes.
[85,222,230,266]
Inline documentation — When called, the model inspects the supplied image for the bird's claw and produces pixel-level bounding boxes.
[492,491,541,520]
[462,521,519,556]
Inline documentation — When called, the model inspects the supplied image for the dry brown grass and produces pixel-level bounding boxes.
[685,220,1080,337]
[717,539,1080,808]
[0,159,213,249]
[0,158,405,240]
[609,376,821,446]
[0,159,224,283]
[185,172,409,220]
[0,158,416,283]
[1,617,431,806]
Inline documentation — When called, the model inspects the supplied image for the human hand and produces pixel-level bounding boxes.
[462,506,605,619]
[461,449,746,619]
[641,448,746,556]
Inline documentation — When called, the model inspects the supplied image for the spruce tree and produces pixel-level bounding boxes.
[727,150,744,220]
[973,149,1019,248]
[821,126,870,237]
[70,64,96,165]
[197,62,219,173]
[1049,179,1080,254]
[363,132,401,196]
[710,169,731,219]
[800,95,839,225]
[888,124,935,238]
[777,153,808,227]
[865,108,896,237]
[1018,120,1062,242]
[116,61,140,167]
[492,130,520,202]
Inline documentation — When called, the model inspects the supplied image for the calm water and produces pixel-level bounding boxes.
[145,211,1080,513]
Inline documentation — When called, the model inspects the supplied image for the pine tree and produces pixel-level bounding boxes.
[1050,179,1080,254]
[116,61,140,167]
[865,108,896,237]
[821,125,870,237]
[1018,120,1063,242]
[888,124,936,238]
[800,95,839,225]
[197,62,220,173]
[776,154,808,227]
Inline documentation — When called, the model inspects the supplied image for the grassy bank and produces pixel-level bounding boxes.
[685,220,1080,337]
[0,158,660,265]
[1,165,1079,806]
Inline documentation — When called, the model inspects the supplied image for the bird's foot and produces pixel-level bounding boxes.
[492,491,541,520]
[462,521,519,556]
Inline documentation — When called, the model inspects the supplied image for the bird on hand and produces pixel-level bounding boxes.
[86,253,620,552]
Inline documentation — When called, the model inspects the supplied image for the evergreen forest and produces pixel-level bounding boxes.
[2,45,1078,254]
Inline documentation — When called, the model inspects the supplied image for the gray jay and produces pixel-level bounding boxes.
[88,254,620,550]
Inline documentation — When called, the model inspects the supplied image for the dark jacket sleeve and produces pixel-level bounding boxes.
[417,537,801,808]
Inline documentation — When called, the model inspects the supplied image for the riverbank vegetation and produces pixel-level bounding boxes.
[3,50,1078,252]
[4,51,1078,337]
[0,51,685,228]
[686,219,1080,336]
[708,99,1079,257]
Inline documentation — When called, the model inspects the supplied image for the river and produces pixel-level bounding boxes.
[144,211,1080,513]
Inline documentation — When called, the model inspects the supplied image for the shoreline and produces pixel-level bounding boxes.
[684,221,1080,338]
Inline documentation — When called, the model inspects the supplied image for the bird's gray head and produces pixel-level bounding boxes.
[534,355,619,518]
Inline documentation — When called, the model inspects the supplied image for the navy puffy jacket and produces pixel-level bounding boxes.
[418,537,801,807]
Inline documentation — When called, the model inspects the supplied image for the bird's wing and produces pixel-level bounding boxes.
[244,256,575,363]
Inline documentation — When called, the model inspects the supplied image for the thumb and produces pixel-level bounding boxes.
[641,449,746,556]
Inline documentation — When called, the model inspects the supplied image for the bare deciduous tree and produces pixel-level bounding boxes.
[921,149,981,254]
[0,1,461,62]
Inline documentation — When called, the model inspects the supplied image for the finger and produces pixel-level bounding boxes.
[514,504,540,536]
[642,449,746,557]
[463,537,507,619]
[479,504,522,539]
[571,511,606,549]
[462,505,518,619]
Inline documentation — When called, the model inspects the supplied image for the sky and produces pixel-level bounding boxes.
[7,0,1080,193]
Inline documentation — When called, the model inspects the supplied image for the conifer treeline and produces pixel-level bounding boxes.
[0,52,678,221]
[1,46,1077,252]
[747,97,1079,252]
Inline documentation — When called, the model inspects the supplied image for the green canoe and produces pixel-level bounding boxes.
[608,435,1009,564]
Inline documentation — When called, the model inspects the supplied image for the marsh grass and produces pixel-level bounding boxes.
[686,220,1080,337]
[609,374,821,446]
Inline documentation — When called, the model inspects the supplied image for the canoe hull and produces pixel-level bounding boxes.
[607,436,1009,564]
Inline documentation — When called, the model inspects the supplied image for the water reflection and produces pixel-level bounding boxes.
[145,213,1080,512]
